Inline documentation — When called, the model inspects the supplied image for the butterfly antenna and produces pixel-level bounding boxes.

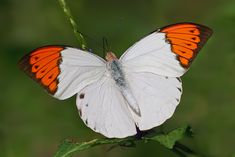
[107,38,111,52]
[76,30,104,53]
[102,37,106,58]
[102,37,111,58]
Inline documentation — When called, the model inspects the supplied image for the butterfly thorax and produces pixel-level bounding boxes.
[106,52,141,116]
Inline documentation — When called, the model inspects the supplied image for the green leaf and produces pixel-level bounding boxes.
[144,125,193,149]
[54,137,137,157]
[54,126,192,157]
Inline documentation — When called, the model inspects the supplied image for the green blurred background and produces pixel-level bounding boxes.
[1,0,235,156]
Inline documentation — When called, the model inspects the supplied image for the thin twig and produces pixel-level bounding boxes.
[58,0,87,50]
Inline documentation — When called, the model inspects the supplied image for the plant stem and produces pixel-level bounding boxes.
[58,0,87,50]
[174,142,195,154]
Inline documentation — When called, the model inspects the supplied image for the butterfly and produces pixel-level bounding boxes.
[18,23,213,138]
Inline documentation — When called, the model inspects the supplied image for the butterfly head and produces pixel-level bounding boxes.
[105,52,117,62]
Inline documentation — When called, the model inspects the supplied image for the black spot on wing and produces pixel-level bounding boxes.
[79,93,85,99]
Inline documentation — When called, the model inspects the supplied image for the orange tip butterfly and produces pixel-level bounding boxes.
[18,22,213,138]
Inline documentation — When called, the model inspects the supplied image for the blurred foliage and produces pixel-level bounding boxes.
[0,0,235,157]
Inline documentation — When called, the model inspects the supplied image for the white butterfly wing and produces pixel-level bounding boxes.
[55,47,106,99]
[76,73,136,138]
[120,23,213,77]
[125,71,182,130]
[120,33,185,77]
[119,23,212,130]
[18,46,106,100]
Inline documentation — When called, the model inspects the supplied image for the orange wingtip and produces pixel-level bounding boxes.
[160,23,213,68]
[18,46,65,94]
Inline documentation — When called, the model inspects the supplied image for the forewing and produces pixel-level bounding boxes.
[76,74,136,138]
[120,23,213,77]
[125,71,182,130]
[18,46,106,100]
